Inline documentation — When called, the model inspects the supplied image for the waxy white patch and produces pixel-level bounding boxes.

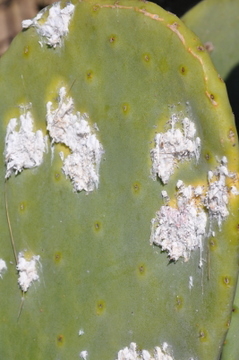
[189,276,194,290]
[22,2,75,48]
[17,252,40,292]
[205,157,233,230]
[116,342,174,360]
[0,259,7,278]
[79,350,88,360]
[151,182,207,262]
[4,111,46,178]
[151,157,237,263]
[151,114,201,184]
[46,87,104,192]
[78,329,85,336]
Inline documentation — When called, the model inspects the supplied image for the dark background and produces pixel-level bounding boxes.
[154,0,201,17]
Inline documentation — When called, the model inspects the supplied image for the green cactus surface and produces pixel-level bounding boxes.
[221,279,239,359]
[0,0,239,359]
[182,2,239,356]
[182,0,239,126]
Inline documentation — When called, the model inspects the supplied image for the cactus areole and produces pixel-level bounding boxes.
[0,0,238,359]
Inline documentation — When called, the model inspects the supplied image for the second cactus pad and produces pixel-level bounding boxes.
[0,0,238,359]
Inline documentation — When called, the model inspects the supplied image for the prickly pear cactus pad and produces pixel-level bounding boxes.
[0,0,239,359]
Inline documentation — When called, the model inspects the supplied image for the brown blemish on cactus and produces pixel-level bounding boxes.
[209,238,217,250]
[138,263,146,276]
[86,71,93,81]
[19,202,26,212]
[206,91,217,106]
[143,53,150,63]
[96,300,106,315]
[198,329,208,342]
[203,151,214,164]
[122,103,130,114]
[228,128,236,145]
[132,182,140,194]
[205,153,210,161]
[57,334,64,346]
[54,252,62,264]
[23,46,30,57]
[222,276,231,287]
[175,295,183,311]
[92,4,100,12]
[217,74,224,83]
[179,65,187,75]
[54,172,61,181]
[197,45,205,52]
[109,35,116,43]
[94,221,101,232]
[225,319,230,328]
[204,42,214,53]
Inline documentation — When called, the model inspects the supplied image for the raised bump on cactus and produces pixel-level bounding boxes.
[0,0,238,359]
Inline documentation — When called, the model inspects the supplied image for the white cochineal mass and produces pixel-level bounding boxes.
[22,2,75,48]
[151,114,201,184]
[4,111,46,178]
[79,350,88,360]
[46,87,104,192]
[151,157,237,263]
[151,182,207,263]
[205,156,233,229]
[17,252,40,292]
[116,342,174,360]
[0,259,7,278]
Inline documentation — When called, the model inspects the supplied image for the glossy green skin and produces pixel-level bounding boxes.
[0,0,238,359]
